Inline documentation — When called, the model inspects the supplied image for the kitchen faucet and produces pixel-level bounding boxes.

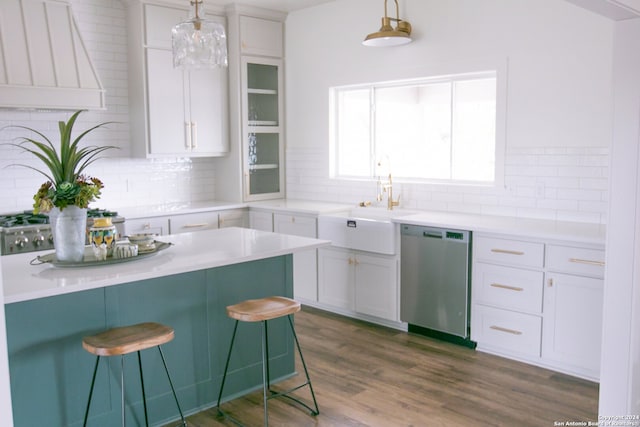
[379,173,400,210]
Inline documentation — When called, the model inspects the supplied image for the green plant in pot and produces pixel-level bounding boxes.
[5,110,117,262]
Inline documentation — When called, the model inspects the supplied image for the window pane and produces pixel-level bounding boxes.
[451,78,496,182]
[337,89,371,176]
[375,83,452,179]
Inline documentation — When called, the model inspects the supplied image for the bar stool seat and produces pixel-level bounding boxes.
[217,296,319,426]
[82,322,187,427]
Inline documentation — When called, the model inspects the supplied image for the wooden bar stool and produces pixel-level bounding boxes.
[82,322,187,427]
[216,296,319,426]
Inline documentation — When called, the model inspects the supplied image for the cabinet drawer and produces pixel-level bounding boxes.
[474,236,544,268]
[124,216,169,236]
[274,213,317,238]
[545,245,605,278]
[170,212,219,233]
[473,263,543,313]
[472,305,542,357]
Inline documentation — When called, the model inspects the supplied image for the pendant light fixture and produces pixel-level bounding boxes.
[363,0,412,47]
[172,0,228,69]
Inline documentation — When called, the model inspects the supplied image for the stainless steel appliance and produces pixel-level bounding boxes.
[0,209,124,256]
[400,224,475,347]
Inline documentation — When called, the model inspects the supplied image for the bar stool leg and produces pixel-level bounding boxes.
[137,351,149,427]
[216,320,239,415]
[287,315,319,416]
[83,356,101,427]
[261,320,269,427]
[121,356,126,427]
[157,346,187,426]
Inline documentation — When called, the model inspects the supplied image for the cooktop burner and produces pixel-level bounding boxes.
[0,212,49,227]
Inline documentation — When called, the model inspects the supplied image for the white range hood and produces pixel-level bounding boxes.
[0,0,105,110]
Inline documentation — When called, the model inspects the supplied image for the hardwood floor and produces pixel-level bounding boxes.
[171,306,599,427]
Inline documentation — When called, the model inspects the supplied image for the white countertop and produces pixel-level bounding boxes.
[2,227,329,304]
[115,200,248,219]
[394,211,606,245]
[248,200,353,215]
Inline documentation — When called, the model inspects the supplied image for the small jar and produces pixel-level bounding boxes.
[89,217,117,258]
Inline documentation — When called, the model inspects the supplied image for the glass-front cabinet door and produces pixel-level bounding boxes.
[242,57,284,200]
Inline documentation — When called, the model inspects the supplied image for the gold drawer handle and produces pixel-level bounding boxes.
[183,223,209,228]
[569,258,605,267]
[490,325,523,335]
[491,248,524,256]
[490,283,524,292]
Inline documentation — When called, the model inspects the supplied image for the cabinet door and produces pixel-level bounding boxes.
[170,211,219,234]
[124,216,170,236]
[274,213,318,301]
[242,57,284,200]
[187,14,228,156]
[249,211,273,231]
[355,253,398,321]
[239,16,283,57]
[318,248,354,310]
[543,273,603,377]
[146,48,188,155]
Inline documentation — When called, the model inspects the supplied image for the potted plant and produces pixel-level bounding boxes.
[5,110,117,262]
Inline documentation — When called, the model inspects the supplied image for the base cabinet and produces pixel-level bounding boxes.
[542,272,604,376]
[471,233,605,381]
[318,247,398,323]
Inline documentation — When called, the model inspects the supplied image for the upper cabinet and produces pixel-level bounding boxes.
[126,1,229,158]
[213,6,286,202]
[242,57,284,200]
[239,16,284,57]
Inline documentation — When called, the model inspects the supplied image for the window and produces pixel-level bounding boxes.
[330,71,501,185]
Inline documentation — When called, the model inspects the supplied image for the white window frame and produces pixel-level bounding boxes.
[329,66,507,189]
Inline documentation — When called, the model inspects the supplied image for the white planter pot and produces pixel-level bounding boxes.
[48,206,87,262]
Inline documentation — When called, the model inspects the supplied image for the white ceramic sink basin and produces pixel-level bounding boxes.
[318,208,415,255]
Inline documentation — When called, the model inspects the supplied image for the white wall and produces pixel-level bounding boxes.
[599,17,640,416]
[0,0,217,214]
[285,0,613,223]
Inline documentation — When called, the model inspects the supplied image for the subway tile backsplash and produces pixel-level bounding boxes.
[285,146,608,224]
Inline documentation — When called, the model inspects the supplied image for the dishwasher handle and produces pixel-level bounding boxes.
[423,231,443,239]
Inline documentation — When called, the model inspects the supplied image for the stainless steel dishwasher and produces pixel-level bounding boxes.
[400,224,475,347]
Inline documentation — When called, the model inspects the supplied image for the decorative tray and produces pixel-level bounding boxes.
[30,241,172,268]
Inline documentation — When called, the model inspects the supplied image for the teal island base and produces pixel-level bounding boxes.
[6,255,295,426]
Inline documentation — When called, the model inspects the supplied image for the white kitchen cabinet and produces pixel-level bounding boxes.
[127,1,228,158]
[213,8,286,202]
[318,247,399,323]
[124,216,170,236]
[249,210,273,231]
[542,244,605,379]
[472,233,605,381]
[239,15,283,57]
[273,213,317,302]
[318,247,354,310]
[242,57,284,200]
[218,209,249,228]
[542,273,603,377]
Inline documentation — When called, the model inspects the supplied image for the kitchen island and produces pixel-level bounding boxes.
[2,227,329,426]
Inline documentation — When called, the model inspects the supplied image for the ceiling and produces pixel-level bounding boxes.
[212,0,335,12]
[564,0,640,20]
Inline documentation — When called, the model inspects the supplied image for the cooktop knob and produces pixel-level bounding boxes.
[14,232,29,248]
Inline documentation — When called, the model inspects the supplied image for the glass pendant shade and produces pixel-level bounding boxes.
[172,1,228,69]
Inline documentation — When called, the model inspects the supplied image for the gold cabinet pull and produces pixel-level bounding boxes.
[183,223,209,228]
[491,248,524,256]
[490,283,524,292]
[490,325,523,335]
[569,258,605,267]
